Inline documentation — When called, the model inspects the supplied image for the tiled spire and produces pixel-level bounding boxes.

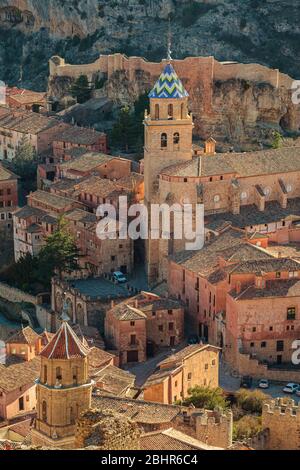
[149,63,189,99]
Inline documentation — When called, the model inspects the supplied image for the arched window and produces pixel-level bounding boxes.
[181,103,185,119]
[56,367,62,381]
[173,133,180,145]
[70,406,75,425]
[73,366,78,385]
[42,400,47,422]
[161,133,167,148]
[155,104,159,120]
[168,104,173,120]
[43,365,47,384]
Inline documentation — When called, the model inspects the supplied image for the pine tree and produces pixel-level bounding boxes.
[38,216,80,283]
[70,74,91,104]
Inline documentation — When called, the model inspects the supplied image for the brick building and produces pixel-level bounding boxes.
[0,110,68,161]
[56,152,131,181]
[0,164,18,233]
[168,224,300,377]
[52,126,107,160]
[143,344,220,405]
[105,292,185,365]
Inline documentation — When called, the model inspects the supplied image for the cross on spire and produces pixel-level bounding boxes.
[167,17,172,62]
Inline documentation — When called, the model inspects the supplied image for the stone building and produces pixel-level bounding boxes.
[143,344,220,405]
[0,110,68,161]
[31,310,93,449]
[52,126,107,160]
[0,164,18,235]
[168,224,300,379]
[0,357,40,420]
[5,326,42,362]
[56,152,131,181]
[104,292,185,365]
[143,61,300,285]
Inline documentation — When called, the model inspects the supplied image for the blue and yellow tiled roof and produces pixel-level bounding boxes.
[149,63,189,99]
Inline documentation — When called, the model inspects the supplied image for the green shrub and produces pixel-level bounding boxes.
[235,389,268,414]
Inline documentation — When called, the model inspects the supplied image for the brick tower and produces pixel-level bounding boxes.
[144,62,194,284]
[31,307,92,449]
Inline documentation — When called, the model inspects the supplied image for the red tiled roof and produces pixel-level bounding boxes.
[40,321,89,359]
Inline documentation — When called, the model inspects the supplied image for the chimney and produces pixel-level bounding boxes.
[205,137,216,155]
[111,300,114,308]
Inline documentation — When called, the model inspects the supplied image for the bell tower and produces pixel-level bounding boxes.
[144,61,194,284]
[31,306,92,449]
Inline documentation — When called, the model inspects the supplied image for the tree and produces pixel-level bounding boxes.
[110,106,136,152]
[179,386,229,410]
[70,74,91,104]
[272,130,283,149]
[235,389,268,414]
[37,216,80,284]
[0,253,40,293]
[233,415,262,440]
[10,135,37,201]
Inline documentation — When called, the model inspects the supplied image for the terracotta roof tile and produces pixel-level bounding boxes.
[40,321,89,360]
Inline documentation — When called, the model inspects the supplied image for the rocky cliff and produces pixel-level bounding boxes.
[0,0,299,90]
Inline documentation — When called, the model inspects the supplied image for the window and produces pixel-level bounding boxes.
[269,326,273,331]
[276,340,284,352]
[250,342,255,347]
[175,381,178,387]
[181,103,184,119]
[56,367,62,381]
[19,397,24,411]
[188,373,192,380]
[130,321,135,327]
[173,132,180,145]
[42,400,47,422]
[212,360,216,366]
[287,307,296,320]
[161,133,167,148]
[252,327,256,332]
[72,366,78,385]
[169,322,174,331]
[261,341,267,348]
[158,325,163,332]
[155,104,159,120]
[168,104,173,119]
[43,365,47,383]
[205,364,208,370]
[130,335,137,345]
[168,310,173,315]
[276,271,281,278]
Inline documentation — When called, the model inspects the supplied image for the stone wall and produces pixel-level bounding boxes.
[75,409,141,450]
[0,282,37,305]
[262,398,300,450]
[48,53,300,147]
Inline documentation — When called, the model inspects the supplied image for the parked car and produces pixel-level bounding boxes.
[240,376,253,388]
[188,334,201,345]
[112,271,127,283]
[283,383,299,394]
[258,379,269,389]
